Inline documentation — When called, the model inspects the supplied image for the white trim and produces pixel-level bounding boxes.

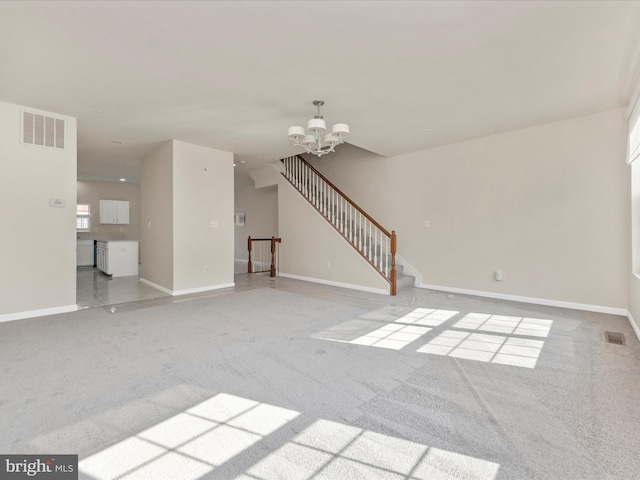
[0,304,78,323]
[627,311,640,342]
[395,254,421,286]
[418,283,628,316]
[173,283,235,296]
[139,278,173,295]
[280,272,389,295]
[140,278,235,296]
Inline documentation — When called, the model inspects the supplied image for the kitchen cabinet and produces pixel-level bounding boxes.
[76,240,94,266]
[100,200,130,224]
[96,240,138,277]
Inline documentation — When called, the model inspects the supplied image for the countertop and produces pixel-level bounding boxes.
[78,238,139,243]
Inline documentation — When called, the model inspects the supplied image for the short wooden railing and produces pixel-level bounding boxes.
[248,236,281,277]
[281,155,397,295]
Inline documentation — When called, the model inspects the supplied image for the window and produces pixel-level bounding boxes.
[629,114,640,165]
[77,204,91,232]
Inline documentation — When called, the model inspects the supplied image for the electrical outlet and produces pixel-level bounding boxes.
[327,261,331,269]
[204,265,209,272]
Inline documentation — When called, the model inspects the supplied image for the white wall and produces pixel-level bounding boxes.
[278,176,389,294]
[626,89,640,336]
[234,184,279,267]
[310,109,629,309]
[141,140,234,294]
[629,158,640,334]
[172,140,234,292]
[0,101,77,319]
[77,180,141,241]
[141,141,174,290]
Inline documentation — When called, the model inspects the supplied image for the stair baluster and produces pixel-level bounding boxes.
[280,155,398,295]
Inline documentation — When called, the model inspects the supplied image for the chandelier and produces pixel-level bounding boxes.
[287,100,350,157]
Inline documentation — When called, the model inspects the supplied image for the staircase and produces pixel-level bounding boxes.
[280,155,414,295]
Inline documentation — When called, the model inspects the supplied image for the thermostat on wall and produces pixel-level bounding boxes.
[49,198,65,207]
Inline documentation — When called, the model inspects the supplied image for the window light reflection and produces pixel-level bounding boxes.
[418,331,545,368]
[312,308,551,369]
[313,309,459,350]
[394,308,460,327]
[79,393,500,480]
[454,313,552,337]
[245,419,500,480]
[79,393,299,480]
[349,323,431,350]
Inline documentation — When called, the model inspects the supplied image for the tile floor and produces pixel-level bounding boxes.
[76,266,169,308]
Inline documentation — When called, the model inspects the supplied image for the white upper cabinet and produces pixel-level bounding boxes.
[100,199,130,224]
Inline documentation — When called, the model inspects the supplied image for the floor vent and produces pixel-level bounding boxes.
[604,331,625,345]
[22,110,65,149]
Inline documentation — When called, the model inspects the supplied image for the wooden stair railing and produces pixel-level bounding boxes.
[248,236,281,277]
[280,155,397,295]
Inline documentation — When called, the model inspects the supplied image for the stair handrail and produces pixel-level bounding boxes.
[291,156,392,237]
[281,155,397,295]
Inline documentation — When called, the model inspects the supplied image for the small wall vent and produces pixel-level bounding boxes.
[604,331,625,345]
[21,110,65,149]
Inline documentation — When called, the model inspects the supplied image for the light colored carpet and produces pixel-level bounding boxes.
[1,281,639,479]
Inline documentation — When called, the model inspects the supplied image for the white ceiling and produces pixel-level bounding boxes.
[2,1,640,185]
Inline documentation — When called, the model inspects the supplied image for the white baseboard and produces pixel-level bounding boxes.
[280,272,389,295]
[173,283,235,296]
[139,278,174,295]
[419,283,628,317]
[140,278,235,296]
[0,304,78,323]
[627,311,640,341]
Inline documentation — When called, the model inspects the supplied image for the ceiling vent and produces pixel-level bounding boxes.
[22,110,65,149]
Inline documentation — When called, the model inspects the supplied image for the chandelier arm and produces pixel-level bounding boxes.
[288,100,348,157]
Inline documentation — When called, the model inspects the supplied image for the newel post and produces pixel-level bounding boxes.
[247,236,252,273]
[390,231,397,296]
[270,237,281,277]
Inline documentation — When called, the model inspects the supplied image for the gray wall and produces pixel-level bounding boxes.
[141,141,174,290]
[172,140,234,292]
[141,140,234,294]
[77,180,141,241]
[278,175,389,293]
[308,108,629,310]
[0,101,77,318]
[234,184,279,268]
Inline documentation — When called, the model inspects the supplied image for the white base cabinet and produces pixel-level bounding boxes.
[76,240,94,266]
[96,240,138,277]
